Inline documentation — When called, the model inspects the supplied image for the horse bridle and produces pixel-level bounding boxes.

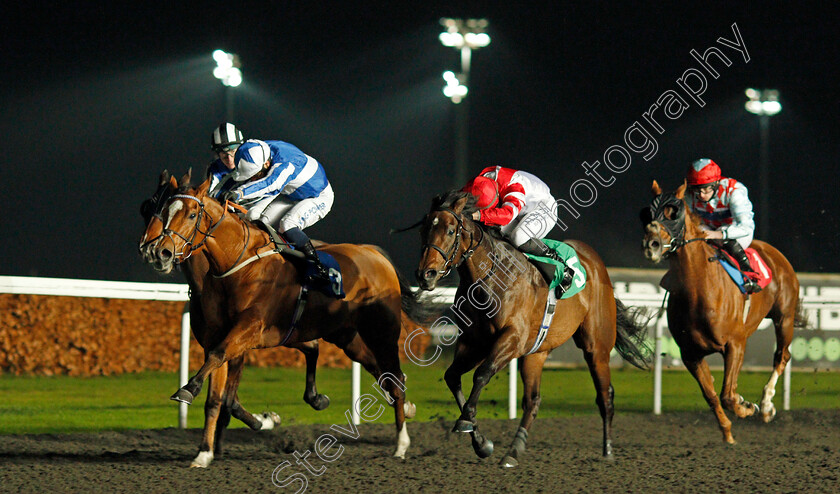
[642,193,705,256]
[422,207,484,277]
[160,194,225,264]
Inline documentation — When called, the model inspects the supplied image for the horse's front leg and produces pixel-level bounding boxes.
[721,340,759,418]
[172,315,265,405]
[443,340,487,430]
[191,362,229,468]
[683,355,735,444]
[455,332,519,459]
[500,352,547,468]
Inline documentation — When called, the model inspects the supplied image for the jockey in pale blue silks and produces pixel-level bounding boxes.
[686,158,760,293]
[215,139,335,283]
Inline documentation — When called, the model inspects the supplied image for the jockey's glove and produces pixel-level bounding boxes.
[222,189,243,203]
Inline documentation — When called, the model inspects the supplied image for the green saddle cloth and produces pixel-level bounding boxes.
[522,239,587,299]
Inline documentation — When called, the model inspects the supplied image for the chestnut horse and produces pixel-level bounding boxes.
[641,180,807,444]
[416,191,650,467]
[139,171,331,467]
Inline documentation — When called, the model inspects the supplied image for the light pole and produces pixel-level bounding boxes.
[213,50,242,122]
[744,88,781,240]
[439,18,490,187]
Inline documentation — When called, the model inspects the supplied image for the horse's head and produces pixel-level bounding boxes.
[141,170,215,274]
[416,190,479,290]
[139,170,178,263]
[641,180,688,263]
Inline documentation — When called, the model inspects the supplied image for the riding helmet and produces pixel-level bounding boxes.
[211,122,245,152]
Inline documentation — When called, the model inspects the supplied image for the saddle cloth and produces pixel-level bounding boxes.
[522,239,587,300]
[716,247,772,294]
[301,251,345,298]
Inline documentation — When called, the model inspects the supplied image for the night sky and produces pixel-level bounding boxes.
[2,2,838,283]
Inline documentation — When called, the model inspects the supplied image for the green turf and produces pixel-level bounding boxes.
[0,365,836,434]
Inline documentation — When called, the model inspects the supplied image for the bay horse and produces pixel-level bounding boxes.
[141,173,423,463]
[416,191,650,467]
[139,170,332,467]
[641,180,807,444]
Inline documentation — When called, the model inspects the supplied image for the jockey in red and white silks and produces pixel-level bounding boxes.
[463,166,558,248]
[686,159,755,249]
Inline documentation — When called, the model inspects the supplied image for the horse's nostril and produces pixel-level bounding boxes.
[651,241,660,249]
[160,249,173,261]
[424,269,437,280]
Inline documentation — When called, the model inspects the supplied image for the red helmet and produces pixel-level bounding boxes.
[462,176,499,209]
[686,158,722,186]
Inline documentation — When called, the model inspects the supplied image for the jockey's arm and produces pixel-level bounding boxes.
[236,162,295,201]
[209,173,233,199]
[476,203,517,226]
[721,186,755,240]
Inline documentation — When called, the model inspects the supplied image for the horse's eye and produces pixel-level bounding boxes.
[189,213,197,219]
[447,229,455,236]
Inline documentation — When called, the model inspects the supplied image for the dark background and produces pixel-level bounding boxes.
[2,2,837,283]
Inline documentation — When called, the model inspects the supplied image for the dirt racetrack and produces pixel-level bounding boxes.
[1,409,838,493]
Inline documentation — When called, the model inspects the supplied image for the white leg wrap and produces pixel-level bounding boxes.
[190,450,214,468]
[404,401,417,419]
[259,412,281,430]
[393,423,410,459]
[761,371,779,420]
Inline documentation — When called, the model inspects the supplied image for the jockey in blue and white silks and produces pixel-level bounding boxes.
[218,139,335,282]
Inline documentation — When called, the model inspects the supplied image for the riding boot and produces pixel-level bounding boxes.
[283,227,330,284]
[722,239,761,294]
[519,238,574,297]
[300,241,331,283]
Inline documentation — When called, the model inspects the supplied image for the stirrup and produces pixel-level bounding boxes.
[554,268,573,298]
[305,261,331,284]
[743,278,761,294]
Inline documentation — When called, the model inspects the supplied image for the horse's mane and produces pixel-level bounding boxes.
[676,194,706,231]
[432,189,477,213]
[431,190,506,242]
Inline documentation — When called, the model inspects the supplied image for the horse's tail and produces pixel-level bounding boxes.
[371,245,441,325]
[614,298,654,370]
[793,297,810,330]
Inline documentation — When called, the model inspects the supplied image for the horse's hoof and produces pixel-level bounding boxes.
[404,401,417,419]
[473,437,494,458]
[761,404,777,423]
[307,394,330,411]
[171,388,194,405]
[190,451,213,468]
[500,455,518,468]
[452,419,474,433]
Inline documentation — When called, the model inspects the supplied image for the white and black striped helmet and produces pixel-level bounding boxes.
[211,123,245,152]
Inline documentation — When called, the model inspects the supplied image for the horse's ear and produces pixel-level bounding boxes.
[168,175,178,189]
[158,169,170,186]
[675,180,687,200]
[452,195,470,214]
[196,175,211,197]
[179,168,193,187]
[651,180,662,196]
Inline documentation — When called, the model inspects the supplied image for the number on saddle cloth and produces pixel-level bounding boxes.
[522,239,587,300]
[303,252,345,299]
